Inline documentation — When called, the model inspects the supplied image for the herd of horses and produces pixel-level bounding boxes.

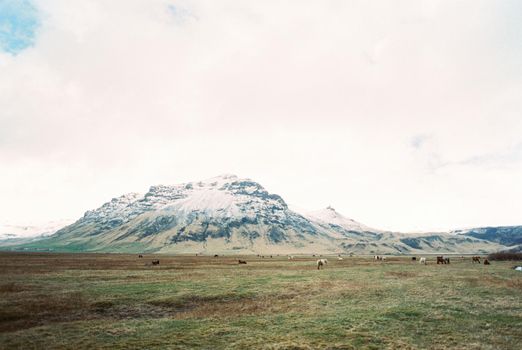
[138,254,492,268]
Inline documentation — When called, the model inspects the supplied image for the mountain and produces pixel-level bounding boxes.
[302,206,382,234]
[3,175,507,254]
[18,175,340,253]
[454,226,522,252]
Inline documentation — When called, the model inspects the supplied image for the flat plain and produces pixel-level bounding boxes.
[0,252,521,349]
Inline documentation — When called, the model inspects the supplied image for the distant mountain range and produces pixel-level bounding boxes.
[453,226,522,253]
[1,175,519,254]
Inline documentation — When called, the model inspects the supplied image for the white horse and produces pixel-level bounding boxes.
[419,257,426,265]
[338,257,344,261]
[317,258,328,269]
[288,255,294,260]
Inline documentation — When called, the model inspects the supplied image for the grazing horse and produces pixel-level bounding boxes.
[472,256,481,264]
[317,259,328,270]
[412,257,417,261]
[288,255,294,260]
[444,258,450,264]
[436,256,444,264]
[138,254,143,258]
[214,254,219,258]
[238,259,247,264]
[338,257,344,261]
[483,259,490,265]
[419,257,426,265]
[151,260,160,265]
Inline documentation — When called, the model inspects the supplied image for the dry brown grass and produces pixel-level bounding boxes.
[0,252,521,349]
[385,271,418,278]
[0,291,87,332]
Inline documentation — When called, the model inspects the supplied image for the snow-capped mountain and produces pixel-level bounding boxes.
[39,175,336,253]
[302,206,382,234]
[4,175,506,254]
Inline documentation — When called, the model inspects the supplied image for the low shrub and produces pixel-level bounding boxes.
[488,251,522,261]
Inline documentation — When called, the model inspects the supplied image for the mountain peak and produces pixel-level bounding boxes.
[304,207,379,233]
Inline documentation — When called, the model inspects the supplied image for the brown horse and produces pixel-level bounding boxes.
[472,256,481,264]
[437,256,445,264]
[151,260,160,265]
[238,260,247,264]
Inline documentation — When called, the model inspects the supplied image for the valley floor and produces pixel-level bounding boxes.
[0,253,521,349]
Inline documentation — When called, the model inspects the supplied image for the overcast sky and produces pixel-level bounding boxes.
[1,0,521,232]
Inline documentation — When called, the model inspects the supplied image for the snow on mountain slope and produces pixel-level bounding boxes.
[303,206,381,233]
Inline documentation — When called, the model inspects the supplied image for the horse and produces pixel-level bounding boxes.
[338,257,344,261]
[472,256,481,264]
[483,259,490,265]
[411,257,417,261]
[288,255,294,260]
[437,256,445,264]
[138,254,143,258]
[214,254,219,258]
[444,258,450,264]
[151,260,160,266]
[317,259,328,270]
[238,260,247,264]
[419,257,426,265]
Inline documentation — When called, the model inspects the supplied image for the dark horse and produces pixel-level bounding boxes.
[472,256,481,264]
[436,256,445,264]
[152,260,160,265]
[238,260,247,264]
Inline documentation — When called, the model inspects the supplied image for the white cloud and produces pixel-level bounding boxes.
[1,0,521,231]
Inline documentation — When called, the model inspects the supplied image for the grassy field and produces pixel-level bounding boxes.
[0,253,521,349]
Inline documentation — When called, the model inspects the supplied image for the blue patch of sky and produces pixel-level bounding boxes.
[0,0,39,55]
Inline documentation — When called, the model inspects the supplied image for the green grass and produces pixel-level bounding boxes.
[0,253,521,349]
